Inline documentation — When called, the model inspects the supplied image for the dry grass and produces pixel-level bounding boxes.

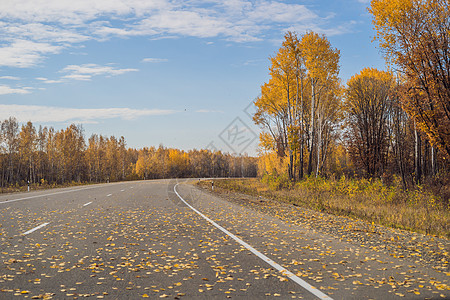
[0,181,93,194]
[203,176,450,239]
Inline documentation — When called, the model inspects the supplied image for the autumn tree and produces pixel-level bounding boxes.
[389,83,411,187]
[370,0,450,158]
[300,31,341,176]
[345,68,395,177]
[1,117,19,185]
[267,32,302,179]
[19,121,37,183]
[254,31,341,179]
[0,117,258,191]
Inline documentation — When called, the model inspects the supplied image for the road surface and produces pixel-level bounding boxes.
[0,179,448,299]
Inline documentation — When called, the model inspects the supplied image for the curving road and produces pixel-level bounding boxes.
[0,179,448,299]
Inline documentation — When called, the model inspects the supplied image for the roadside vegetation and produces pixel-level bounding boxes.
[0,179,89,194]
[201,177,449,238]
[243,0,449,238]
[0,120,257,193]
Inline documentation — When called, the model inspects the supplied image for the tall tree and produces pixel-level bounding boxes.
[268,32,298,179]
[1,117,19,184]
[370,0,450,158]
[345,68,394,177]
[19,121,37,184]
[300,31,341,176]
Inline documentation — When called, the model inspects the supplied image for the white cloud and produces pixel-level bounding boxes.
[61,74,93,81]
[0,21,89,43]
[0,104,176,123]
[0,0,168,25]
[0,39,62,68]
[0,0,355,68]
[61,63,139,81]
[36,77,63,84]
[0,76,20,80]
[287,20,355,37]
[141,58,169,63]
[0,85,32,95]
[247,1,318,23]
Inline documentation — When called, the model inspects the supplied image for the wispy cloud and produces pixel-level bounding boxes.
[141,58,169,63]
[0,39,62,68]
[196,109,224,113]
[0,76,20,80]
[0,85,32,95]
[0,0,355,69]
[36,77,63,84]
[287,20,356,37]
[61,63,139,81]
[242,59,266,66]
[0,104,176,123]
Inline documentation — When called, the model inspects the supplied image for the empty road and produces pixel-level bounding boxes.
[0,179,448,299]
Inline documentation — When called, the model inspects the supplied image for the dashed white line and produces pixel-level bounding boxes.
[83,201,93,207]
[174,184,333,300]
[107,194,112,197]
[120,189,125,192]
[23,223,50,236]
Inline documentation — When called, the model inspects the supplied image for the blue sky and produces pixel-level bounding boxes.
[0,0,384,155]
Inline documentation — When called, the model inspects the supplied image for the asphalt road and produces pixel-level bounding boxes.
[0,179,448,299]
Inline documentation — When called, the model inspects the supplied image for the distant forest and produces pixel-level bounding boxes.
[0,117,257,189]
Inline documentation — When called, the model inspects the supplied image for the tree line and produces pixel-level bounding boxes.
[0,117,257,190]
[254,0,449,188]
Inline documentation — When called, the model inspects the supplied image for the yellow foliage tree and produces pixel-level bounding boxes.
[369,0,450,158]
[345,68,395,176]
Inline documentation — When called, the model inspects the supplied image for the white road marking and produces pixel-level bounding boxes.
[0,185,102,205]
[83,201,93,207]
[174,184,333,300]
[120,189,125,192]
[107,194,112,197]
[23,223,50,236]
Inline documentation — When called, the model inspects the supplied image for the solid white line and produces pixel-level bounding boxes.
[23,222,50,235]
[107,194,112,197]
[83,201,93,207]
[174,184,332,300]
[0,185,101,205]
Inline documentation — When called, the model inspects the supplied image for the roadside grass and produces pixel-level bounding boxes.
[199,176,450,239]
[0,181,93,194]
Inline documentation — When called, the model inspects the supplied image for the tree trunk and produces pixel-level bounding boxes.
[298,76,304,180]
[315,115,322,177]
[431,146,436,176]
[414,122,422,184]
[307,80,316,176]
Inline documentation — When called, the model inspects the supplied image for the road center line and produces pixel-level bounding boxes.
[83,201,93,207]
[107,194,112,197]
[174,184,332,300]
[23,222,50,236]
